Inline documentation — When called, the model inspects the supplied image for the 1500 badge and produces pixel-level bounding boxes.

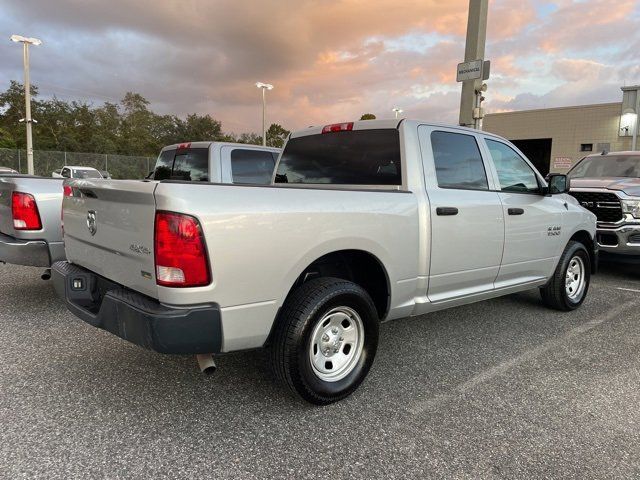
[130,243,151,255]
[547,226,561,236]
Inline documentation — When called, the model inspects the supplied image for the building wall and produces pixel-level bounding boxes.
[484,102,633,173]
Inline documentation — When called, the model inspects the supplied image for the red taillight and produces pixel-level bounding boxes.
[61,185,73,233]
[177,142,191,150]
[154,211,210,287]
[12,192,42,230]
[322,122,354,134]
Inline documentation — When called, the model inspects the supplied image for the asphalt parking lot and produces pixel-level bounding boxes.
[1,260,640,479]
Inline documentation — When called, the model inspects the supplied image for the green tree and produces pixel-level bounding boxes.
[93,102,122,153]
[360,113,376,120]
[0,81,292,161]
[0,80,39,148]
[119,92,156,155]
[176,113,223,142]
[265,123,290,148]
[0,127,15,148]
[236,132,262,145]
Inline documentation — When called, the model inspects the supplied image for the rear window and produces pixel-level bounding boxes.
[275,129,401,185]
[73,169,102,179]
[231,149,276,184]
[153,148,209,181]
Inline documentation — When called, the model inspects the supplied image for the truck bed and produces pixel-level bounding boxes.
[62,179,421,349]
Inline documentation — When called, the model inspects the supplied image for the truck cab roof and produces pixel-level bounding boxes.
[160,141,281,153]
[290,118,507,140]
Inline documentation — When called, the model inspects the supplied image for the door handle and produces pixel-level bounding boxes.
[508,208,525,215]
[436,207,459,216]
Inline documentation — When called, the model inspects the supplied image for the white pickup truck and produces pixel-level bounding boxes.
[150,141,281,183]
[52,166,104,179]
[53,119,597,404]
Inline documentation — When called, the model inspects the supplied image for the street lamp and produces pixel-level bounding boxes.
[256,82,274,146]
[392,107,403,119]
[11,34,42,175]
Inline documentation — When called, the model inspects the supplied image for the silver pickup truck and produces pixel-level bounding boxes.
[0,175,65,274]
[0,143,280,276]
[568,151,640,257]
[53,119,597,404]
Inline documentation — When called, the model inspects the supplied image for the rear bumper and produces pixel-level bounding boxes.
[0,232,62,267]
[52,261,222,354]
[596,223,640,256]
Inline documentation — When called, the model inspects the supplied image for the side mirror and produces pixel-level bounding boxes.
[546,173,569,195]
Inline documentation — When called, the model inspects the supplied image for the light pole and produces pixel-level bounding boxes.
[458,0,488,128]
[255,82,274,146]
[392,108,403,119]
[11,35,42,175]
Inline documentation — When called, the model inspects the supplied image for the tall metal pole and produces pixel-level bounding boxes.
[459,0,488,128]
[23,42,35,175]
[633,92,640,151]
[262,87,266,146]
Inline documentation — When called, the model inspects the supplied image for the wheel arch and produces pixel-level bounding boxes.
[286,249,391,320]
[265,248,392,347]
[569,229,598,274]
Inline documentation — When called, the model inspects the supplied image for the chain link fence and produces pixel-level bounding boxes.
[0,148,155,179]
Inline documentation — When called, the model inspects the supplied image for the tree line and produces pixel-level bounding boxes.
[0,81,290,155]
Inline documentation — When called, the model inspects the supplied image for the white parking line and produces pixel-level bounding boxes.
[408,298,639,415]
[616,287,640,294]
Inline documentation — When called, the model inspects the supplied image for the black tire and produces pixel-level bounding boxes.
[270,277,379,405]
[540,240,591,311]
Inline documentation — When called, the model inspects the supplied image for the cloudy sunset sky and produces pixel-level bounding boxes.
[1,0,639,134]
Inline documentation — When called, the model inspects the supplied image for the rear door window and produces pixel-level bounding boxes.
[153,148,209,181]
[230,149,276,184]
[275,129,401,185]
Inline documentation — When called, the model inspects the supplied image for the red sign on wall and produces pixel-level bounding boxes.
[553,157,573,170]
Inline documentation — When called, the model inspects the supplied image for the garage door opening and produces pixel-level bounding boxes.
[511,138,552,176]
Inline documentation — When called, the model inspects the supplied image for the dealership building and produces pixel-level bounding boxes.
[483,85,640,175]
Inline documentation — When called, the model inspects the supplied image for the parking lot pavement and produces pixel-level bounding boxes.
[1,262,639,479]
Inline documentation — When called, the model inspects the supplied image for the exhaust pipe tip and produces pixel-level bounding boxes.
[196,354,217,376]
[41,269,51,281]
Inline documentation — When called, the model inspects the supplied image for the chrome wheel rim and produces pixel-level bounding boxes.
[309,306,364,382]
[565,255,586,301]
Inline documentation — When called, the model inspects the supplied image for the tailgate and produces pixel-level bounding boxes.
[0,180,14,235]
[63,179,159,298]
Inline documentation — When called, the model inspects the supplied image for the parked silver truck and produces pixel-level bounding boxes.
[0,143,280,276]
[53,119,597,404]
[568,151,640,257]
[0,175,65,274]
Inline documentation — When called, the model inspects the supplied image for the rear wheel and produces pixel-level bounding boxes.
[540,240,590,311]
[270,277,379,405]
